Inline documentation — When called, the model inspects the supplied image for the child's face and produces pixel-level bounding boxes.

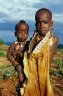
[17,24,28,42]
[35,11,53,36]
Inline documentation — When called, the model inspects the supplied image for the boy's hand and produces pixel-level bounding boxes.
[27,50,31,58]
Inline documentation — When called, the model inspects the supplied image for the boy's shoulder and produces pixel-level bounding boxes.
[50,32,58,45]
[53,36,58,44]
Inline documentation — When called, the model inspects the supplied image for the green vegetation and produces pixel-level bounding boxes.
[57,45,63,53]
[0,49,7,57]
[50,46,63,78]
[0,64,17,79]
[0,46,17,79]
[51,59,63,79]
[57,48,63,53]
[0,39,4,45]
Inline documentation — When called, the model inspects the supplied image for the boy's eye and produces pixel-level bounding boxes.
[43,21,49,24]
[36,20,49,26]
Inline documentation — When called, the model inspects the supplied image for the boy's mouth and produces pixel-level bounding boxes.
[38,32,45,37]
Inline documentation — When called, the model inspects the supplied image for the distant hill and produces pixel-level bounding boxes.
[57,44,63,49]
[5,42,12,45]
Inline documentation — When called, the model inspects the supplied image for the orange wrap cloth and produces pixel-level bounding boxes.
[22,32,54,96]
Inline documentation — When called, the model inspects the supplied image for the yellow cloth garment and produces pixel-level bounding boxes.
[21,32,54,96]
[22,52,40,96]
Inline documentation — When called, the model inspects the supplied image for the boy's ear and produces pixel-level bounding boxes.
[14,31,17,37]
[35,23,37,27]
[35,23,37,29]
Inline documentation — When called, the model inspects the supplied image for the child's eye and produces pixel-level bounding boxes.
[18,31,22,33]
[43,21,49,24]
[25,31,28,34]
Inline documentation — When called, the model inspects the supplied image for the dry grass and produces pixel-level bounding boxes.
[0,45,9,51]
[0,57,11,66]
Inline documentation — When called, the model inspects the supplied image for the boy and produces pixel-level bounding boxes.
[7,20,29,88]
[28,8,58,64]
[23,8,58,96]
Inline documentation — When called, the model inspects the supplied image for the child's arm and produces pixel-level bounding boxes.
[7,43,19,67]
[50,36,58,64]
[7,43,26,84]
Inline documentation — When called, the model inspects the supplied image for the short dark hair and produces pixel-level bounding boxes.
[15,20,29,32]
[35,8,52,21]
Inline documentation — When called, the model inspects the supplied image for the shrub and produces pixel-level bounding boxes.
[0,39,4,45]
[0,50,7,57]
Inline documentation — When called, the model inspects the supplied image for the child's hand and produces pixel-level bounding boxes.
[12,60,19,67]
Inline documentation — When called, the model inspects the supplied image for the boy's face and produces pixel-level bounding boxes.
[17,24,28,42]
[35,11,53,36]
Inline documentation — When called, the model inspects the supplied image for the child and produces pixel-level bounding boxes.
[23,8,58,96]
[7,20,29,88]
[28,8,58,64]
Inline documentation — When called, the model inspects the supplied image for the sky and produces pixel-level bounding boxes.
[0,0,63,44]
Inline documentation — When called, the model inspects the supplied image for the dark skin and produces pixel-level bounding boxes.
[15,23,28,82]
[28,10,58,65]
[17,23,28,42]
[7,23,28,85]
[35,11,58,64]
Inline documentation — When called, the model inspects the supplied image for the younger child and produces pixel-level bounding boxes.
[7,20,29,87]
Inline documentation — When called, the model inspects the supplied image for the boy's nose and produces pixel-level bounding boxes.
[40,22,44,28]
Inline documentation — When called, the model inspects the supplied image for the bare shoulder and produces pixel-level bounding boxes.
[50,36,58,64]
[53,36,58,45]
[50,36,58,51]
[8,42,15,51]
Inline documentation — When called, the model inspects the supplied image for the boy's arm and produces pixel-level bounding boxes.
[50,36,58,64]
[7,43,19,67]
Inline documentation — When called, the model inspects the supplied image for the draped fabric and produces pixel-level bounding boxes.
[21,32,54,96]
[22,52,40,96]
